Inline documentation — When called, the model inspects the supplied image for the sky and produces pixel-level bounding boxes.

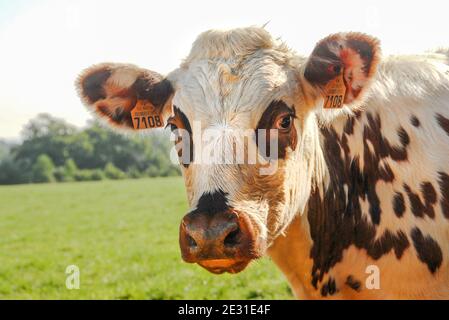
[0,0,448,139]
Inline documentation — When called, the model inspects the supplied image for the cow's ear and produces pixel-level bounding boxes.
[303,33,380,107]
[76,63,174,130]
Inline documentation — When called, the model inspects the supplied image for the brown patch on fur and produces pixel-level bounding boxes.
[303,32,380,104]
[346,37,376,76]
[438,172,449,219]
[81,68,111,103]
[403,182,436,219]
[307,115,412,290]
[343,116,355,135]
[392,192,406,218]
[354,109,362,119]
[132,76,173,108]
[397,127,410,147]
[436,113,449,137]
[411,227,442,274]
[345,275,362,292]
[76,63,174,130]
[421,182,437,208]
[411,115,421,127]
[320,277,338,297]
[308,184,410,289]
[364,112,409,162]
[379,163,395,182]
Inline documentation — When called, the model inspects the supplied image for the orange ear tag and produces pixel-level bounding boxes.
[130,100,165,130]
[323,71,346,109]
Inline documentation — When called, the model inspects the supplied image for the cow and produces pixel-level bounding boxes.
[76,27,449,299]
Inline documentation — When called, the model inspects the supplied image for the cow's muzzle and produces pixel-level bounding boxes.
[179,209,262,274]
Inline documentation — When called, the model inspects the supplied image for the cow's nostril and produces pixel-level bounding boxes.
[187,235,197,248]
[224,228,241,247]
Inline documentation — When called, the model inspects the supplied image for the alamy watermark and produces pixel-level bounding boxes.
[169,121,280,175]
[65,264,80,290]
[365,264,380,290]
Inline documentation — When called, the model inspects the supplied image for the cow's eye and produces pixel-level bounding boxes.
[169,123,178,131]
[276,115,293,131]
[165,120,178,131]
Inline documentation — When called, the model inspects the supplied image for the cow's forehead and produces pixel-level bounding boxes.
[173,59,294,125]
[167,27,301,127]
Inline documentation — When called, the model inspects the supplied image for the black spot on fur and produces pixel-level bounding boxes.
[411,227,442,274]
[436,114,449,137]
[438,172,449,219]
[320,277,337,297]
[132,76,173,108]
[304,39,341,86]
[393,192,406,218]
[403,182,436,219]
[397,127,410,147]
[111,106,126,123]
[304,36,375,88]
[364,112,408,162]
[82,69,111,103]
[354,110,362,120]
[369,230,409,260]
[403,184,424,218]
[343,116,355,135]
[308,115,411,289]
[345,275,361,292]
[410,115,420,127]
[346,38,375,74]
[421,182,437,207]
[379,163,395,182]
[193,189,229,215]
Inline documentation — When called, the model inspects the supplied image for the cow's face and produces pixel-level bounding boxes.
[76,28,379,274]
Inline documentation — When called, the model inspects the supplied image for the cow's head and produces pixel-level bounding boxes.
[76,27,380,274]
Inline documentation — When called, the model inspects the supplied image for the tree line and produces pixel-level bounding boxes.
[0,114,180,185]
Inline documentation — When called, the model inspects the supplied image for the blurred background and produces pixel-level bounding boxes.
[0,0,447,299]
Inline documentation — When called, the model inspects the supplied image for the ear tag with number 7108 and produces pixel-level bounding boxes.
[130,100,164,130]
[323,71,346,109]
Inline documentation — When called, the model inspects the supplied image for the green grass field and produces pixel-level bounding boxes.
[0,177,293,299]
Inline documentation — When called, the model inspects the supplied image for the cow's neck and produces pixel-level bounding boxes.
[268,109,392,299]
[267,110,337,299]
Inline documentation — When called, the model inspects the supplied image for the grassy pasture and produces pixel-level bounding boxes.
[0,177,293,299]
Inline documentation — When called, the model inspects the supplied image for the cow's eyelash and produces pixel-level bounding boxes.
[166,123,178,131]
[165,119,178,131]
